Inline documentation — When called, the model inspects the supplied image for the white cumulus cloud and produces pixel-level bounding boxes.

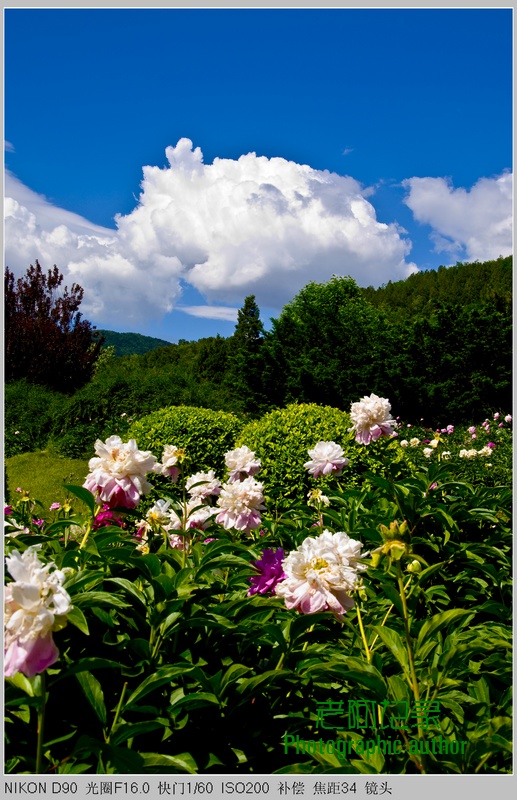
[5,138,420,327]
[403,172,512,263]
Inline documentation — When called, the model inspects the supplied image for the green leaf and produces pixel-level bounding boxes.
[66,605,89,635]
[372,626,409,679]
[341,657,388,700]
[71,591,131,610]
[111,720,168,746]
[416,609,474,653]
[75,671,107,725]
[105,577,147,607]
[124,664,195,709]
[63,484,96,516]
[139,752,197,773]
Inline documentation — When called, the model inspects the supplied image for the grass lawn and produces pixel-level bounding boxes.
[6,450,91,517]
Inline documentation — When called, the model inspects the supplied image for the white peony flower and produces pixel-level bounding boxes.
[216,476,266,532]
[349,394,397,445]
[154,444,185,482]
[399,440,409,448]
[4,545,72,678]
[409,438,420,447]
[423,448,433,458]
[186,470,222,499]
[459,449,478,459]
[83,435,157,509]
[224,446,261,482]
[430,439,440,448]
[275,530,367,621]
[304,441,349,478]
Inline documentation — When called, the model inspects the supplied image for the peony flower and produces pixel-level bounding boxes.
[186,470,222,499]
[504,415,512,423]
[349,394,397,445]
[459,449,478,459]
[4,505,13,516]
[168,533,188,551]
[4,545,72,678]
[216,476,266,533]
[224,446,261,482]
[307,488,330,509]
[83,436,157,509]
[477,446,492,457]
[154,444,185,482]
[446,425,454,434]
[468,426,476,434]
[49,502,61,511]
[423,448,433,458]
[487,442,496,449]
[442,451,451,460]
[399,440,409,448]
[275,530,367,621]
[430,439,439,448]
[248,548,286,596]
[493,412,500,420]
[304,441,349,478]
[409,438,420,447]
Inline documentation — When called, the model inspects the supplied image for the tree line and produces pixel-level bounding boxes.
[4,256,512,456]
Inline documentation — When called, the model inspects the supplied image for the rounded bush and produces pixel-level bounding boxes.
[236,403,357,505]
[127,405,244,476]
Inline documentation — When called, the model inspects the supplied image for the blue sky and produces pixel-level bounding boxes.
[4,7,512,343]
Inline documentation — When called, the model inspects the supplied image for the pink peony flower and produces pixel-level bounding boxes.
[504,415,512,423]
[224,446,261,483]
[275,530,367,621]
[83,436,157,509]
[49,502,61,511]
[186,470,222,499]
[4,546,72,678]
[468,426,476,434]
[216,477,265,533]
[349,394,397,445]
[304,441,349,478]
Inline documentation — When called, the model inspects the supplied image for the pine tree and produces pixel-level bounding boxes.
[229,295,266,413]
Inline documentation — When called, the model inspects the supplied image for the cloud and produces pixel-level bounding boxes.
[403,172,512,263]
[177,305,239,322]
[5,138,420,327]
[5,140,15,152]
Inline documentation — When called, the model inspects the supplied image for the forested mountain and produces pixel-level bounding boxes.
[94,329,172,356]
[361,256,512,315]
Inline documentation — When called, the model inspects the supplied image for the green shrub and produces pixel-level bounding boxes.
[127,405,244,477]
[236,403,359,505]
[5,380,66,457]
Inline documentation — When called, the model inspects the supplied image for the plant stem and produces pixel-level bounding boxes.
[396,560,426,772]
[35,672,47,774]
[106,682,128,742]
[355,602,371,664]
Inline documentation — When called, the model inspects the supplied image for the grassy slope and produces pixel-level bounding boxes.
[6,450,91,517]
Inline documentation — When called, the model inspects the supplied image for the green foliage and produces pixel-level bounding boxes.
[4,438,511,775]
[5,381,67,458]
[263,276,393,409]
[128,405,244,476]
[362,256,512,316]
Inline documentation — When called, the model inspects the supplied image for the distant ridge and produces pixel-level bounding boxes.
[93,329,173,357]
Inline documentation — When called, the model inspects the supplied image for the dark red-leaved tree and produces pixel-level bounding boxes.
[5,261,103,393]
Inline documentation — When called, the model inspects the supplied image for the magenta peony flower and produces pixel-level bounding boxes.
[92,505,126,531]
[248,548,286,596]
[4,505,13,516]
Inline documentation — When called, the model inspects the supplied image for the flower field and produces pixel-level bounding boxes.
[4,397,512,775]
